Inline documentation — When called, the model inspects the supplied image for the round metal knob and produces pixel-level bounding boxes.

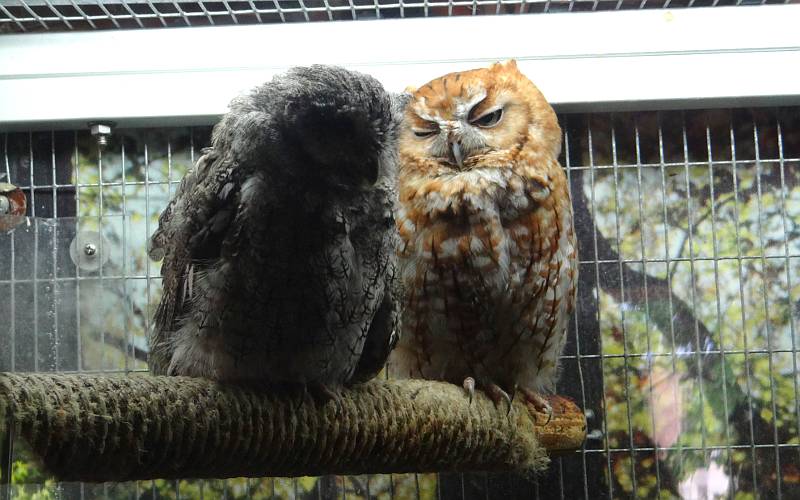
[70,230,111,272]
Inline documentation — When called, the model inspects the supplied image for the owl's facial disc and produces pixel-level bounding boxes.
[443,104,505,169]
[407,90,515,171]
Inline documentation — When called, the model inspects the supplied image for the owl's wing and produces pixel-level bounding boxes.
[148,147,241,374]
[348,259,402,384]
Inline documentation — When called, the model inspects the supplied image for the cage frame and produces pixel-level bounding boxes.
[1,4,800,132]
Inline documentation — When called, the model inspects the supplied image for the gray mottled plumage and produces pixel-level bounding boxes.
[148,65,404,386]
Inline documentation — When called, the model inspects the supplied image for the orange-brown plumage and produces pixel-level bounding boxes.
[390,61,577,408]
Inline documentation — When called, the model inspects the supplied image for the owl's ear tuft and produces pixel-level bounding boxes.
[492,59,519,72]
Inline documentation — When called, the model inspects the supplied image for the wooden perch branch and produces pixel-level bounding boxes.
[0,373,585,483]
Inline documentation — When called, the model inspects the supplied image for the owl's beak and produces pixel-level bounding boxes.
[448,140,464,168]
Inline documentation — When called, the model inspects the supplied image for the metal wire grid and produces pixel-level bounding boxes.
[559,108,800,499]
[2,107,799,498]
[1,0,797,33]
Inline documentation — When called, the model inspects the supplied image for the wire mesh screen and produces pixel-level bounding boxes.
[1,0,797,33]
[2,107,799,498]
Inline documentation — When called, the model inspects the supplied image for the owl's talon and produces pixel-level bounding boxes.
[295,384,308,412]
[308,382,341,409]
[290,383,309,413]
[486,383,513,415]
[521,388,553,424]
[462,377,476,405]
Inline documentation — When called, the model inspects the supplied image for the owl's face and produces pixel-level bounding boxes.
[400,60,561,176]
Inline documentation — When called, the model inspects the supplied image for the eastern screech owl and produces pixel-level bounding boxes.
[148,65,403,388]
[389,60,577,411]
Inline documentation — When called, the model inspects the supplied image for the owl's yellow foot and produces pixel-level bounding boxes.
[486,383,514,415]
[462,377,476,404]
[521,387,552,424]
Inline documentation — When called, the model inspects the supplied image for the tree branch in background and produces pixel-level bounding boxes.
[572,166,729,382]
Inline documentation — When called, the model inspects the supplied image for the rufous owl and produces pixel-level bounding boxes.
[389,60,577,413]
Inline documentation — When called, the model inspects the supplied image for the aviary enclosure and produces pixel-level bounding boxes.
[1,1,799,498]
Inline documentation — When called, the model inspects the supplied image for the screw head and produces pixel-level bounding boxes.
[89,123,112,136]
[84,242,97,256]
[88,122,115,150]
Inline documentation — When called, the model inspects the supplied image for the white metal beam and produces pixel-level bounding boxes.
[1,5,799,131]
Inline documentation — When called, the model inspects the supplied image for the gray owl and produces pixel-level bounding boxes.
[148,65,403,388]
